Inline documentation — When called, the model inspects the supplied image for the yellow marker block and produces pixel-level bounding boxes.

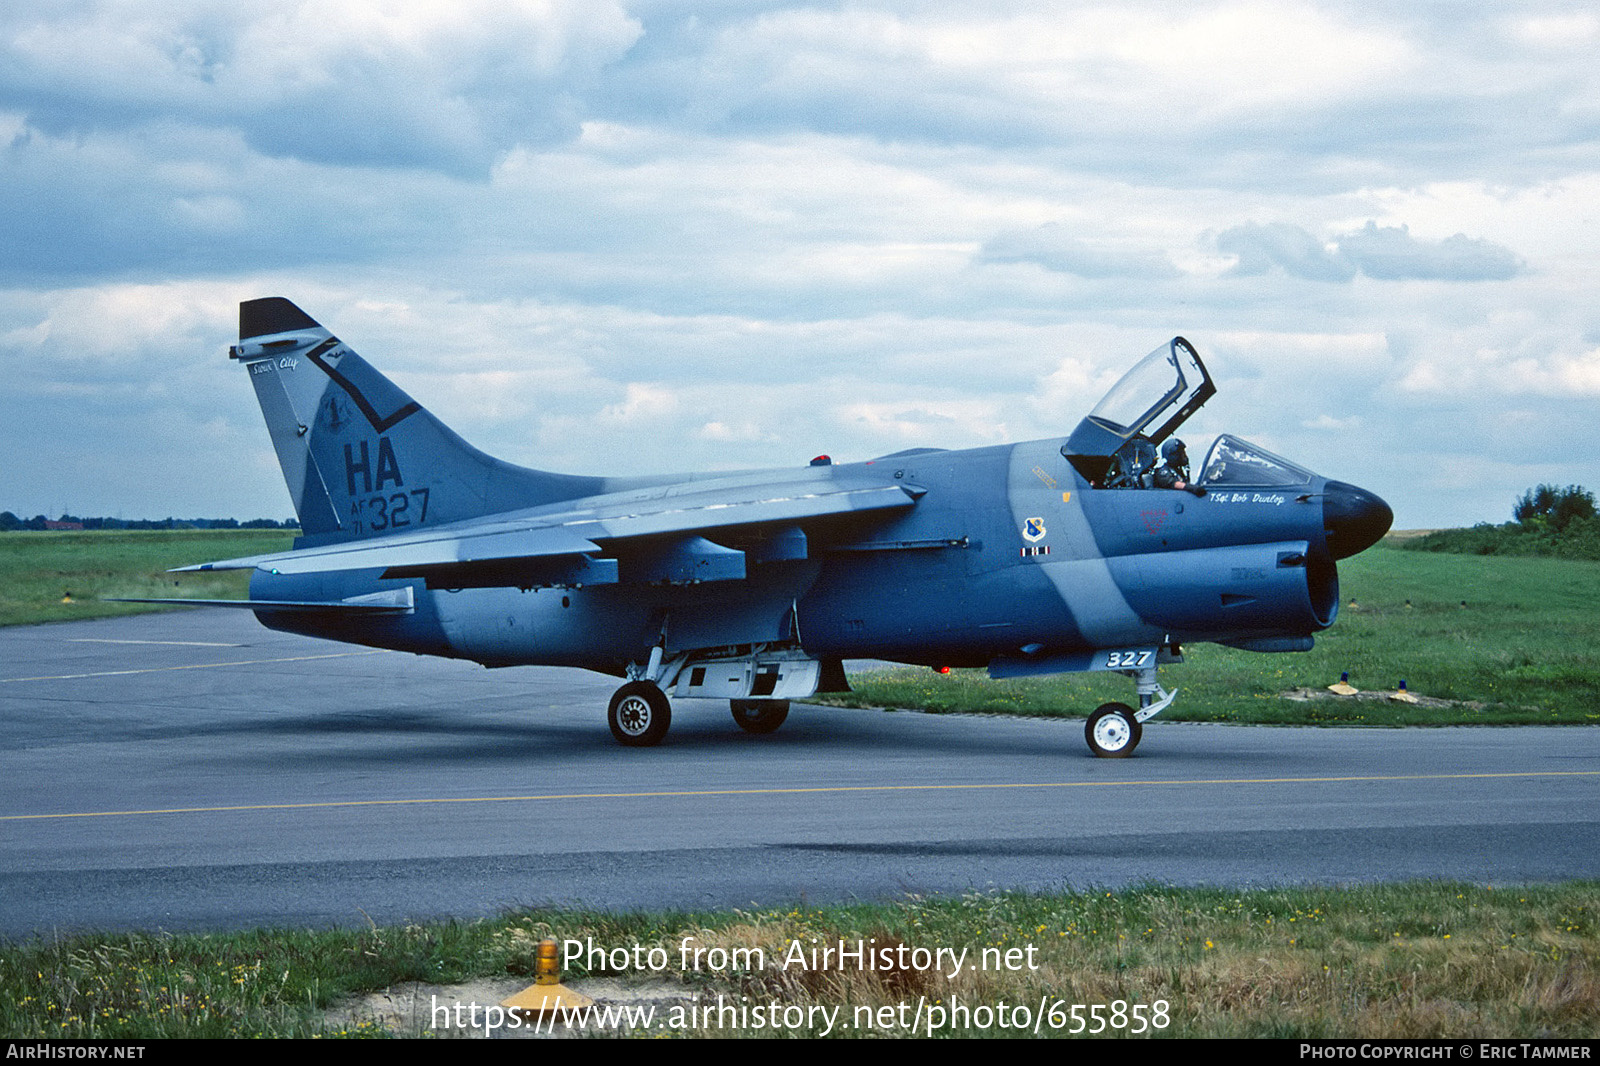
[1389,690,1420,704]
[1328,682,1358,696]
[501,938,595,1019]
[501,983,595,1016]
[1062,492,1071,503]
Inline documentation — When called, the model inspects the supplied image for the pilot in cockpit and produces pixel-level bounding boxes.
[1152,439,1206,497]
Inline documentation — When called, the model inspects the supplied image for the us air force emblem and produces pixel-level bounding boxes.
[1022,517,1046,543]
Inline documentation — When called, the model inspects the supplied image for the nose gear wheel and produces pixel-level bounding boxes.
[1086,702,1141,758]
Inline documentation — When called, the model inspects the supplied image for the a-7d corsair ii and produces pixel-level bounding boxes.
[147,299,1392,757]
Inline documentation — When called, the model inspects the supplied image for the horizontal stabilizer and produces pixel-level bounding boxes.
[108,587,415,614]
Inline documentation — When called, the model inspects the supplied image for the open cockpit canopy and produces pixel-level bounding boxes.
[1061,337,1216,485]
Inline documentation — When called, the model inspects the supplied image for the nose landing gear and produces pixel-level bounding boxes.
[1084,665,1176,758]
[1085,702,1140,758]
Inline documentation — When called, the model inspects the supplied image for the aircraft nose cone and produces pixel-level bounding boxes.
[1323,480,1394,560]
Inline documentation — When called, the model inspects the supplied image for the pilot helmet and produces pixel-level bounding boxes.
[1161,438,1188,464]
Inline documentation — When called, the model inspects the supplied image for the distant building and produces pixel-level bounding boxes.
[44,520,84,531]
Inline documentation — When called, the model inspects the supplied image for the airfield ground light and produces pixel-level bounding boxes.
[501,938,595,1020]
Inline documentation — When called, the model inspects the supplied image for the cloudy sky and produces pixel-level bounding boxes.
[3,0,1597,528]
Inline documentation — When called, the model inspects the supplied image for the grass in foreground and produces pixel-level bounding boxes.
[817,547,1600,727]
[0,530,294,627]
[3,882,1595,1038]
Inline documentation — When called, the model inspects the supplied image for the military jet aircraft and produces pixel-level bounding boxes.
[139,298,1392,757]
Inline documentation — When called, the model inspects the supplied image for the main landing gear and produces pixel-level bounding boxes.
[608,681,671,747]
[604,684,792,747]
[1083,665,1177,759]
[605,640,824,745]
[730,699,789,734]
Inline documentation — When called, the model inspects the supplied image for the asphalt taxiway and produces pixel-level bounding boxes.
[2,609,1597,939]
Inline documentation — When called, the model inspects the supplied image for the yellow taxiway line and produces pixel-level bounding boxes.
[4,770,1595,822]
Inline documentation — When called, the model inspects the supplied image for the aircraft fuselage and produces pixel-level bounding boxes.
[249,435,1358,675]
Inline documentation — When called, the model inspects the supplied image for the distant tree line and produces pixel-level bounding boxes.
[0,512,300,532]
[1400,485,1600,561]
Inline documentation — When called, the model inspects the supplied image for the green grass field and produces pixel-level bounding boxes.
[0,529,294,627]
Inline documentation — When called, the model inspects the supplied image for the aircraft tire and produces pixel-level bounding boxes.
[1085,702,1141,758]
[609,681,671,747]
[730,699,789,734]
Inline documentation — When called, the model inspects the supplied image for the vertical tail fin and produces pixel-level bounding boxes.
[233,298,600,543]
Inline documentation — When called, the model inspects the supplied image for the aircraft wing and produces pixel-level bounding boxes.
[176,473,920,583]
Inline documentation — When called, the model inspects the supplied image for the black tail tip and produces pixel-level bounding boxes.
[240,298,320,341]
